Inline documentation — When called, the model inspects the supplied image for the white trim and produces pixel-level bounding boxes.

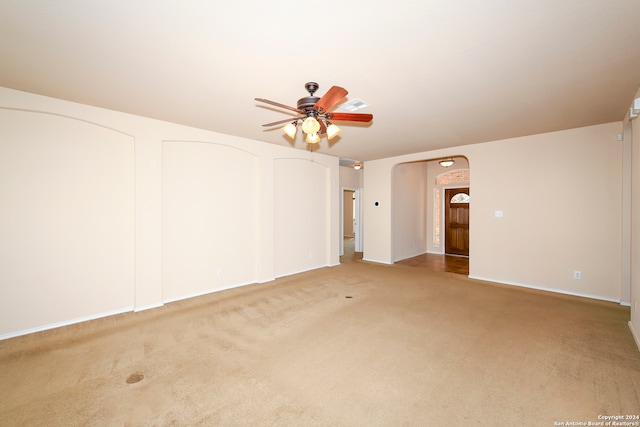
[629,321,640,352]
[433,187,442,247]
[355,189,363,253]
[162,280,256,305]
[362,257,393,265]
[435,183,470,253]
[134,303,164,312]
[0,306,134,341]
[468,275,621,303]
[620,300,631,307]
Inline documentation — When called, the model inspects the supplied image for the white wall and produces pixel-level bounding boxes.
[274,158,335,276]
[0,87,339,339]
[365,123,624,302]
[392,162,429,261]
[161,141,259,302]
[339,165,363,189]
[0,109,135,334]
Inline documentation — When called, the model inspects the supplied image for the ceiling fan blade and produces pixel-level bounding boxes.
[314,86,348,112]
[262,117,300,127]
[327,112,373,122]
[255,98,302,113]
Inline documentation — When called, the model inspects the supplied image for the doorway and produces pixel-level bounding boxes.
[445,187,470,256]
[341,188,362,256]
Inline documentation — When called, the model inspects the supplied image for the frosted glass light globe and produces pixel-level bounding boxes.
[301,117,320,134]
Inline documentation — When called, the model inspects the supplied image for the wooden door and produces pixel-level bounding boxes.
[445,188,470,256]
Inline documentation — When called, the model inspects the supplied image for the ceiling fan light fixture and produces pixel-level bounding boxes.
[282,122,298,139]
[301,116,321,135]
[439,158,455,168]
[306,133,320,144]
[326,123,341,140]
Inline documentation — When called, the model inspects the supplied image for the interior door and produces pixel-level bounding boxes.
[445,188,470,256]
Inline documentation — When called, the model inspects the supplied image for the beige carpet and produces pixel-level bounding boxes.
[1,259,639,426]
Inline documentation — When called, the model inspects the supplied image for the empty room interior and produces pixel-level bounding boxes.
[1,1,640,425]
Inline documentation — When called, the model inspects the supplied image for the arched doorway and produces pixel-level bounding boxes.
[392,156,470,275]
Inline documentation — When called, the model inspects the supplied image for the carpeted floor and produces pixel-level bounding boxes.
[1,258,639,426]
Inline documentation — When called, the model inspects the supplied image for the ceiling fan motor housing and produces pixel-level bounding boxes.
[298,82,321,112]
[297,96,320,112]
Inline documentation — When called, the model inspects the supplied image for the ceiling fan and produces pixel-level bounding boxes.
[255,82,373,144]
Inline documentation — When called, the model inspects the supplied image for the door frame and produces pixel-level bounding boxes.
[440,185,469,256]
[341,187,363,256]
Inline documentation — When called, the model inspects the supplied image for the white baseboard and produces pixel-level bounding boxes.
[362,257,392,265]
[133,303,164,312]
[162,280,256,305]
[468,275,620,304]
[629,321,640,352]
[0,306,134,341]
[274,264,332,279]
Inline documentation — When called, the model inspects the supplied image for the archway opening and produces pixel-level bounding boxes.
[391,156,470,275]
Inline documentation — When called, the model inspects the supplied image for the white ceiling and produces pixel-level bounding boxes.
[1,0,640,163]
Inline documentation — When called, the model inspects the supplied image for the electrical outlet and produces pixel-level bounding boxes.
[573,271,581,280]
[216,267,223,277]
